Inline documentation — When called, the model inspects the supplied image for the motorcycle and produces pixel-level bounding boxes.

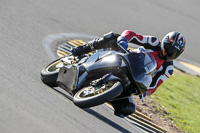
[40,45,157,108]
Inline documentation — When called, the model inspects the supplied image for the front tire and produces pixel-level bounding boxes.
[73,81,123,108]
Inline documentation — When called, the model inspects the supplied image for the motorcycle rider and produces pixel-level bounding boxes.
[71,30,186,117]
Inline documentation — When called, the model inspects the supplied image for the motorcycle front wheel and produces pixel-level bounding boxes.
[73,80,123,108]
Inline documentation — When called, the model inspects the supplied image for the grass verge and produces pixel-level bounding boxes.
[151,72,200,133]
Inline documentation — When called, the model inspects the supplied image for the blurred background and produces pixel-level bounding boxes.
[1,0,199,63]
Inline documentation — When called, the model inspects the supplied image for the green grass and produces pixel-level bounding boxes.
[151,73,200,133]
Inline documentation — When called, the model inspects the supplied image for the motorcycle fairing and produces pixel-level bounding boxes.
[57,50,123,96]
[118,52,154,94]
[83,51,121,70]
[78,53,123,90]
[57,64,79,95]
[83,50,118,67]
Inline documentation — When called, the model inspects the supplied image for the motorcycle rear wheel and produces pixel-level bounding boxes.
[40,58,62,87]
[73,81,123,108]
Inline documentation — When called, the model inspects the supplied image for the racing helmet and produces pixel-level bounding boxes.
[159,31,186,62]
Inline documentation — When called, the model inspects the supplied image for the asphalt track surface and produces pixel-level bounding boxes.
[0,0,200,133]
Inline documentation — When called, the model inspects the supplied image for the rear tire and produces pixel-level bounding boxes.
[73,81,123,108]
[40,58,62,87]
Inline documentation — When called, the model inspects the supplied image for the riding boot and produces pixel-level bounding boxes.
[111,96,136,117]
[71,32,120,56]
[71,38,98,56]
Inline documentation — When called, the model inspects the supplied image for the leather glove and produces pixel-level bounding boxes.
[117,36,128,50]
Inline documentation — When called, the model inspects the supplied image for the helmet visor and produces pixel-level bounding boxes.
[164,43,182,61]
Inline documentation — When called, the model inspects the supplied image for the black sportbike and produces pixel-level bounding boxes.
[41,45,156,108]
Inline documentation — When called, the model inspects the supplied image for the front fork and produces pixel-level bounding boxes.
[97,72,132,96]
